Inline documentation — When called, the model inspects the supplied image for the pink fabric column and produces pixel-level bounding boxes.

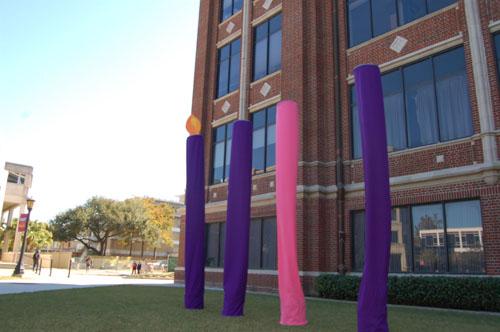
[276,100,307,326]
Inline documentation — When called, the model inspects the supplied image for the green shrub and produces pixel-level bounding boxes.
[316,274,500,312]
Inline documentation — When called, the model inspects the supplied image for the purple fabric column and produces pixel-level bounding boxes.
[184,134,206,310]
[222,120,253,317]
[353,65,392,332]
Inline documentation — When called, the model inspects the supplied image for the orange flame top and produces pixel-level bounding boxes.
[186,114,202,135]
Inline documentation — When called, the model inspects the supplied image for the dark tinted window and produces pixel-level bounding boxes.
[348,0,456,47]
[382,70,407,151]
[495,34,500,80]
[348,0,371,47]
[212,123,233,184]
[217,39,240,98]
[221,0,242,21]
[206,223,221,267]
[248,217,277,270]
[252,105,276,172]
[253,15,282,80]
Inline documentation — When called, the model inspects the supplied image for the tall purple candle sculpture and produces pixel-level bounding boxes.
[184,115,206,310]
[353,65,392,332]
[222,120,253,316]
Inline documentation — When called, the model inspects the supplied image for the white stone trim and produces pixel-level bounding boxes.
[464,0,498,167]
[249,94,282,113]
[489,19,500,33]
[216,30,242,49]
[251,3,282,27]
[347,34,463,83]
[211,112,238,128]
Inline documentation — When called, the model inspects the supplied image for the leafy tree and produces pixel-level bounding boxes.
[51,197,128,256]
[27,220,53,251]
[142,198,175,257]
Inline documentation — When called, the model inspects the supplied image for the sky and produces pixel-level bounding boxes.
[0,0,199,221]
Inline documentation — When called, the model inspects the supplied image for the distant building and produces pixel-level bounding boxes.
[1,162,34,261]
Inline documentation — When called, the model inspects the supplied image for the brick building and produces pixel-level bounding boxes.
[175,0,500,294]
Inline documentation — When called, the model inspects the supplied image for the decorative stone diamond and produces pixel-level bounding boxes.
[226,21,235,34]
[260,82,272,97]
[253,184,257,191]
[222,101,231,114]
[263,0,273,10]
[390,36,408,53]
[436,155,445,163]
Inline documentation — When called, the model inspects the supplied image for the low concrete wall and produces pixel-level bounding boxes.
[1,252,73,269]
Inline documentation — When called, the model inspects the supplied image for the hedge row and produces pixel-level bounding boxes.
[315,274,500,312]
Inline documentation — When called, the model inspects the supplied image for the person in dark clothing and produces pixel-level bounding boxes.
[32,249,40,271]
[137,262,142,275]
[131,261,137,275]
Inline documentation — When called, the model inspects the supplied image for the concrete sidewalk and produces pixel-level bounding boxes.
[0,267,173,295]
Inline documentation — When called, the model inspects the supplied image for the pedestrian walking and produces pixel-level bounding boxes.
[85,256,93,272]
[137,262,142,275]
[131,261,137,275]
[32,249,40,271]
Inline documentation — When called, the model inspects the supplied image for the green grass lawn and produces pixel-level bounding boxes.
[0,286,499,331]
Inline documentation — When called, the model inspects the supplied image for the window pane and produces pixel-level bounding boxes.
[398,0,427,25]
[412,204,447,273]
[353,211,365,272]
[7,173,18,184]
[213,141,225,184]
[229,39,241,92]
[404,59,439,147]
[372,0,398,37]
[434,47,473,141]
[382,70,407,151]
[254,24,268,80]
[351,87,362,159]
[348,0,372,47]
[446,201,484,274]
[249,219,262,269]
[252,111,266,171]
[427,0,455,13]
[268,15,282,74]
[233,0,243,13]
[390,207,412,272]
[206,223,220,267]
[262,218,277,269]
[495,34,500,80]
[217,46,231,98]
[219,223,226,267]
[222,0,232,21]
[225,123,233,180]
[266,106,276,168]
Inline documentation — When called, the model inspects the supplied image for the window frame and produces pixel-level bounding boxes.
[494,33,500,82]
[252,14,282,81]
[350,46,472,159]
[216,39,241,99]
[351,199,485,275]
[251,105,276,174]
[220,0,243,23]
[249,217,277,270]
[211,122,233,185]
[205,222,225,268]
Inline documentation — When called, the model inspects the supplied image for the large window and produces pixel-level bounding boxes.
[205,218,277,270]
[352,47,472,159]
[249,217,277,270]
[253,14,282,81]
[495,33,500,80]
[352,200,485,274]
[347,0,456,47]
[211,123,233,184]
[205,222,226,267]
[221,0,242,22]
[252,106,276,172]
[217,39,241,98]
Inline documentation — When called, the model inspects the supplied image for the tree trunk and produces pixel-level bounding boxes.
[141,240,144,259]
[153,247,156,260]
[129,236,133,256]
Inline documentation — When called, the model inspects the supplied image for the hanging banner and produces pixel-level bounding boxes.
[17,214,28,232]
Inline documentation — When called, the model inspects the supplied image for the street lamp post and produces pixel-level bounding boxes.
[13,198,35,276]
